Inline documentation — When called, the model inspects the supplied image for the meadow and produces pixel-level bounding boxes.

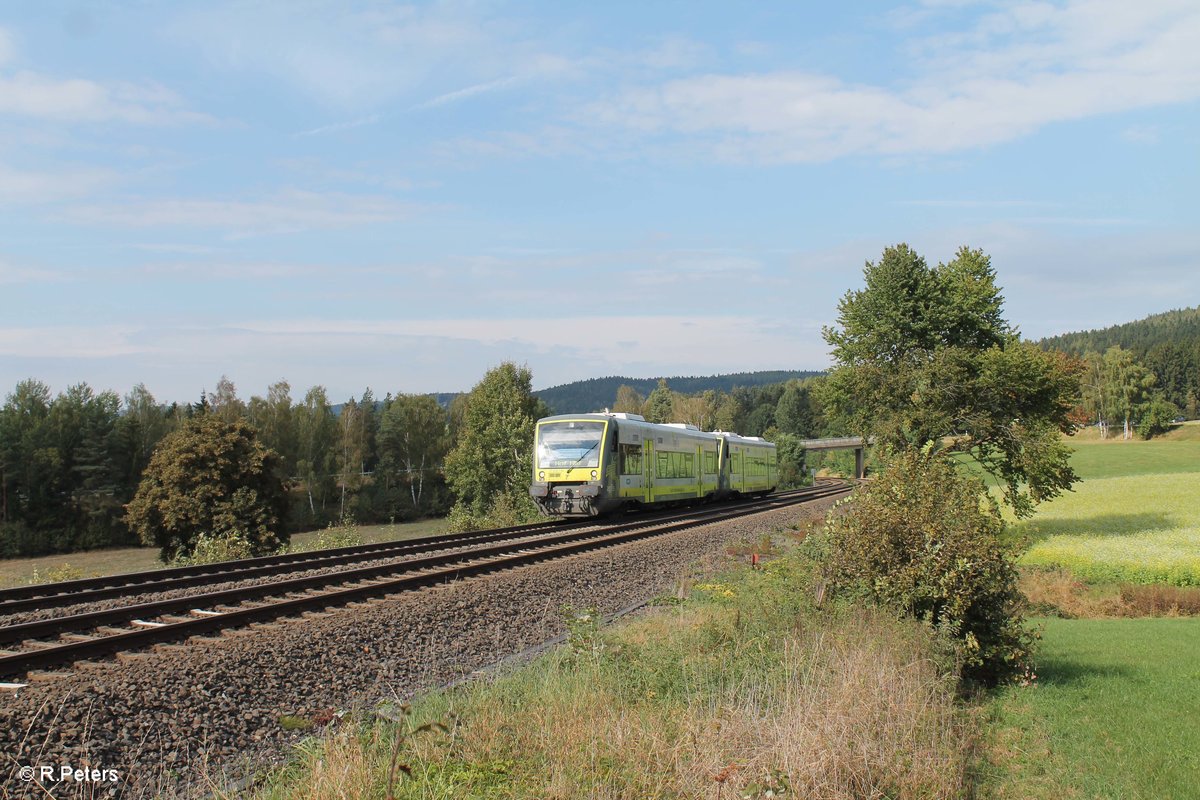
[1012,429,1200,586]
[982,618,1200,800]
[0,518,449,588]
[982,427,1200,798]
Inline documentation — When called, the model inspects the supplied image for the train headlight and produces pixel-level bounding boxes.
[591,470,598,479]
[538,471,545,480]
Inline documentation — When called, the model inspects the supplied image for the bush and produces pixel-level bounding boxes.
[126,414,289,561]
[169,531,257,566]
[445,490,541,532]
[824,449,1034,686]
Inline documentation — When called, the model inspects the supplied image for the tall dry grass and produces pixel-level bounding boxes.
[259,604,969,800]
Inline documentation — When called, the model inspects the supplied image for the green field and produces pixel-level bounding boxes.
[983,618,1200,799]
[1011,437,1200,585]
[984,434,1200,797]
[0,518,449,588]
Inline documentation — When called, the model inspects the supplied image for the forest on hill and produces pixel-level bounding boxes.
[1038,306,1200,415]
[534,370,824,415]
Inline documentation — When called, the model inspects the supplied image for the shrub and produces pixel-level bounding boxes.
[126,414,289,561]
[27,563,85,585]
[169,531,256,566]
[824,449,1034,686]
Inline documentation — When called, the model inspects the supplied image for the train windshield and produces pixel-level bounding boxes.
[537,421,605,469]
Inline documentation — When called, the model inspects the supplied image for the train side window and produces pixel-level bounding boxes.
[704,451,716,473]
[620,444,642,475]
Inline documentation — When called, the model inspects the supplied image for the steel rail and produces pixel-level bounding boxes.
[0,519,581,610]
[0,482,849,679]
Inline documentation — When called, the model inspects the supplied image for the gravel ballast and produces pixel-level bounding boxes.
[0,499,836,799]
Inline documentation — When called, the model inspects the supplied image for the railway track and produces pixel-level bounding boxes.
[0,482,849,682]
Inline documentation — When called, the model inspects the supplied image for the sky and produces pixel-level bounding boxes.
[1,0,1197,405]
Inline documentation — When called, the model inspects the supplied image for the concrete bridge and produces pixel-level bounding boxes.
[798,436,866,479]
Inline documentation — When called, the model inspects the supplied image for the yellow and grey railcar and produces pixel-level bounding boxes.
[715,432,777,498]
[529,413,724,517]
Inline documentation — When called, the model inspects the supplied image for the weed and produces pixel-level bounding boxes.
[26,562,84,584]
[278,715,314,732]
[560,603,605,661]
[169,532,255,566]
[375,702,449,800]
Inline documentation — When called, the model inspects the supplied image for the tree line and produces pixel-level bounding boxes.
[0,377,459,557]
[1039,305,1200,420]
[0,364,830,560]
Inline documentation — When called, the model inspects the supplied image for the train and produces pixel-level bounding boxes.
[528,412,777,517]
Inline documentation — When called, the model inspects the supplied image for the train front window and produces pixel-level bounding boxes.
[537,422,605,469]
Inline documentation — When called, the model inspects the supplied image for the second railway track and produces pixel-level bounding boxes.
[0,482,849,682]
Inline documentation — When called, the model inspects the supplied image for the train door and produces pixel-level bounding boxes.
[696,444,703,498]
[643,439,653,502]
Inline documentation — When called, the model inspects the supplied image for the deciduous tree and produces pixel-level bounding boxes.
[126,414,289,561]
[379,394,449,512]
[821,244,1080,517]
[443,363,546,523]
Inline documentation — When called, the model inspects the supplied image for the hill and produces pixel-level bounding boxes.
[1038,306,1200,414]
[534,370,824,415]
[1039,306,1200,356]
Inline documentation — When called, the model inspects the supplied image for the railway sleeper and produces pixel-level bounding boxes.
[21,639,62,650]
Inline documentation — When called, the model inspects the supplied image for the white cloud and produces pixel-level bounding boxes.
[228,315,827,376]
[587,2,1200,162]
[62,190,422,235]
[0,325,144,359]
[169,2,502,109]
[0,162,116,205]
[0,70,213,124]
[0,259,66,284]
[0,27,14,66]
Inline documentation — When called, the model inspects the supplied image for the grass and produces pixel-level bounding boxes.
[981,617,1200,800]
[1016,473,1200,585]
[251,545,971,800]
[0,518,450,588]
[1064,435,1200,480]
[994,433,1200,587]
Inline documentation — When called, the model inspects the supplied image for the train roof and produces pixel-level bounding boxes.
[536,414,774,446]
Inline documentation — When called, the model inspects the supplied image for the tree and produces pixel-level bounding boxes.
[643,379,675,424]
[247,380,296,475]
[1101,346,1156,440]
[209,375,247,423]
[775,380,816,438]
[443,363,546,523]
[378,394,449,512]
[671,390,715,429]
[126,414,289,561]
[337,398,369,519]
[711,393,743,432]
[612,385,645,415]
[821,244,1080,517]
[294,386,337,520]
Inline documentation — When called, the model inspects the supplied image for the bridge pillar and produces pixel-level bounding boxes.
[854,448,864,479]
